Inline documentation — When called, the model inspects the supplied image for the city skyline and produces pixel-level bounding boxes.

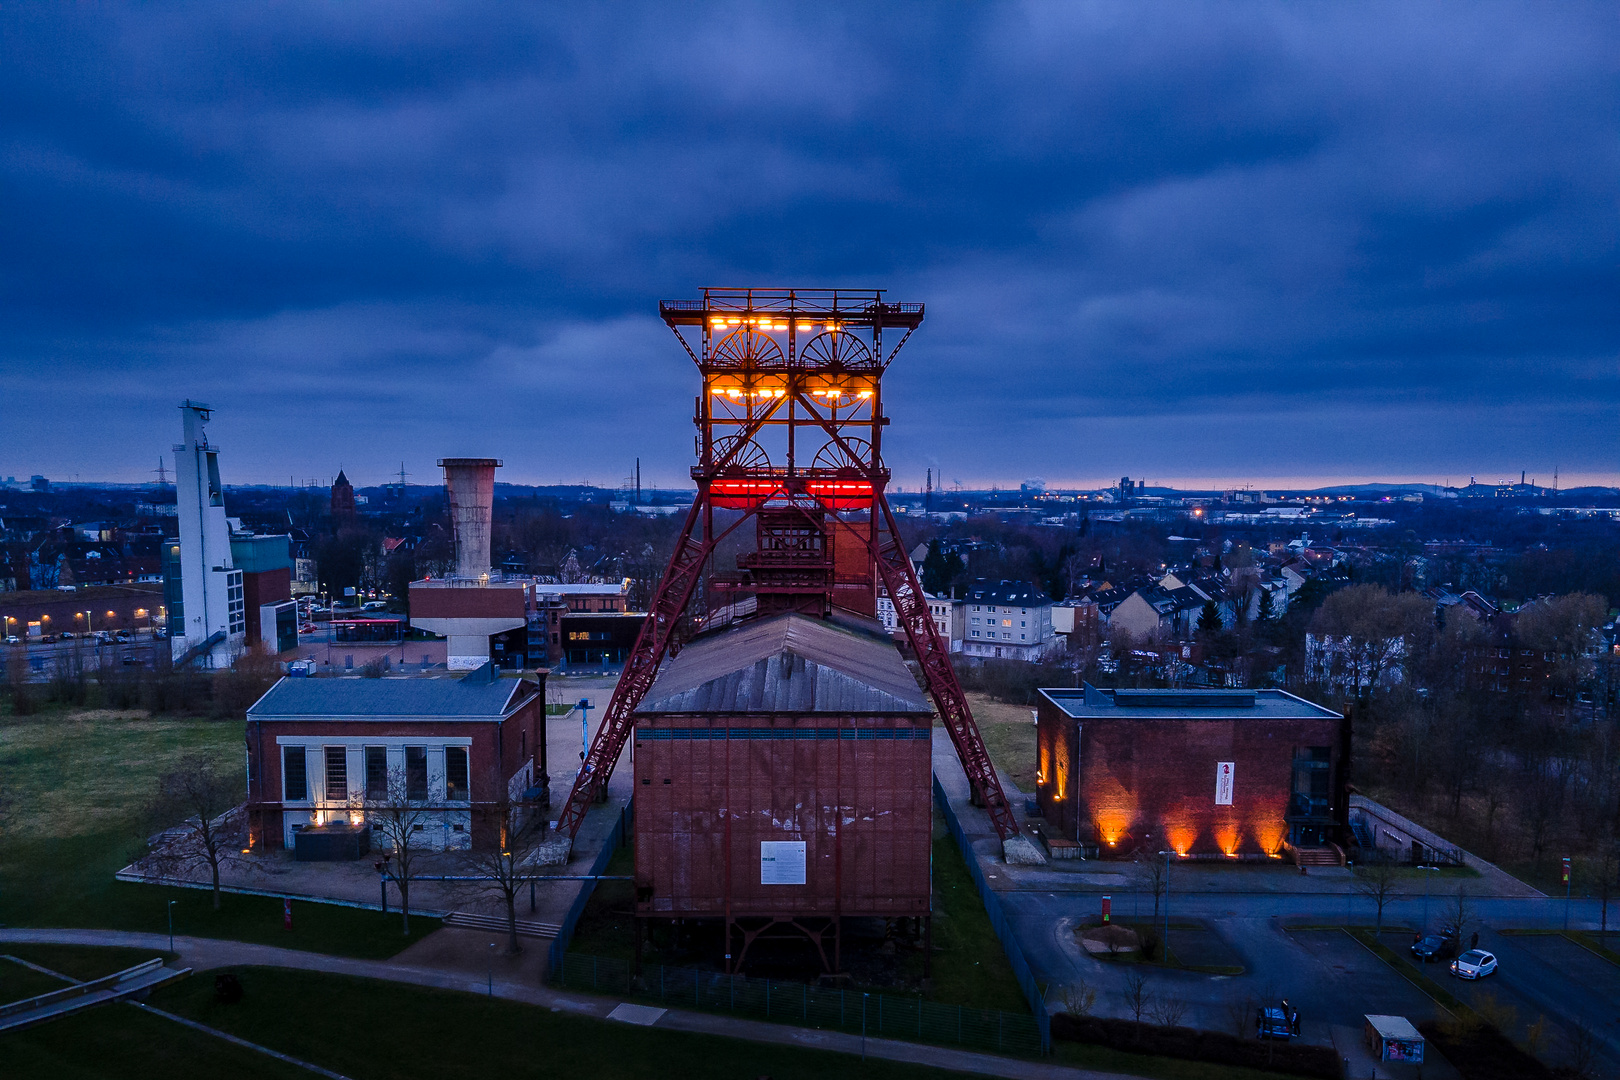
[3,5,1617,488]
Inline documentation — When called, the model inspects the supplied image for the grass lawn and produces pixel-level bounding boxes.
[2,943,174,982]
[568,820,1028,1013]
[966,693,1037,792]
[131,966,986,1080]
[0,707,436,958]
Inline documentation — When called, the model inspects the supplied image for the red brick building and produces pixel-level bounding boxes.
[632,611,933,970]
[1036,685,1346,859]
[244,666,546,853]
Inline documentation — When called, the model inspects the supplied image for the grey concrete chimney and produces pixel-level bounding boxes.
[439,458,500,578]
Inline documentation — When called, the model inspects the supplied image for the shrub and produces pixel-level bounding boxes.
[1052,1013,1340,1079]
[1418,1020,1557,1080]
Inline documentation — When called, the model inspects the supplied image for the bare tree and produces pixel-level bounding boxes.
[1562,1017,1601,1080]
[1225,992,1259,1039]
[457,798,542,955]
[1354,857,1401,935]
[1149,995,1189,1028]
[147,752,245,910]
[1122,968,1153,1034]
[367,764,441,935]
[1596,839,1618,935]
[1438,885,1473,951]
[1059,979,1097,1017]
[1139,854,1168,921]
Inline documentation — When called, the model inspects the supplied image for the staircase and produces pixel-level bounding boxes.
[442,911,560,939]
[1291,845,1345,867]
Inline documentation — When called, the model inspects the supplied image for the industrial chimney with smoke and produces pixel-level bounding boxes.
[440,457,500,578]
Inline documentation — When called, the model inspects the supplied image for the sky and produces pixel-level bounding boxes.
[3,3,1617,492]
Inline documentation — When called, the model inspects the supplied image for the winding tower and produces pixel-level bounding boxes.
[554,288,1019,846]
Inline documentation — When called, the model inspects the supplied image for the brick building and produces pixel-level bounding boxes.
[1036,685,1346,860]
[243,666,547,853]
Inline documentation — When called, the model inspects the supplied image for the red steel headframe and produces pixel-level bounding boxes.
[553,289,1017,843]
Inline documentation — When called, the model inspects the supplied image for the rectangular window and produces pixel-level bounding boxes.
[325,747,347,802]
[445,747,470,802]
[365,746,388,800]
[406,746,428,801]
[283,746,307,801]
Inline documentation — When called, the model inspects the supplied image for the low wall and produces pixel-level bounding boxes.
[1349,794,1468,867]
[546,799,630,979]
[933,775,1051,1053]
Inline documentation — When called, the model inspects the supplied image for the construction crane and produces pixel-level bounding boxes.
[553,289,1020,845]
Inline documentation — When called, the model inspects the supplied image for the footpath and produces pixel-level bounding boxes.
[0,927,1129,1080]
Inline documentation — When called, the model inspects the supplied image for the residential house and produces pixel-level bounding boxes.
[961,580,1055,661]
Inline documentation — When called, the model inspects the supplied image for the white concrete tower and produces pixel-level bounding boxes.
[172,401,244,667]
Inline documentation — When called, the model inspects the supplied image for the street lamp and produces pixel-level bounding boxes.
[488,942,496,997]
[167,899,177,954]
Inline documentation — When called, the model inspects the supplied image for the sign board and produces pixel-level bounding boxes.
[282,898,293,931]
[1101,895,1112,924]
[1563,857,1571,885]
[1215,762,1235,806]
[760,841,807,885]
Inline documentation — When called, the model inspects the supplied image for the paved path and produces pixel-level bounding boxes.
[0,929,1126,1080]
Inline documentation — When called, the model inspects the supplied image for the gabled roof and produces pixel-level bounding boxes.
[638,611,932,715]
[333,469,350,487]
[248,672,528,720]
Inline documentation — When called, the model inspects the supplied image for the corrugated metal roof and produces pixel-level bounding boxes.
[639,612,932,715]
[248,675,525,719]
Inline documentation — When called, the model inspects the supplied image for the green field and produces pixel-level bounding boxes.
[3,962,1001,1080]
[0,708,435,957]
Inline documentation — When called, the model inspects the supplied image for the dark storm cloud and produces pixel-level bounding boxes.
[2,2,1616,487]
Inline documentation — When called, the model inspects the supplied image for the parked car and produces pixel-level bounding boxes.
[1449,950,1497,979]
[4,635,19,645]
[115,630,133,642]
[121,654,139,666]
[58,631,75,639]
[299,623,317,635]
[1257,1002,1300,1040]
[1411,934,1457,963]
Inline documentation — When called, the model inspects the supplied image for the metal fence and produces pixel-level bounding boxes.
[553,951,1044,1057]
[933,775,1052,1053]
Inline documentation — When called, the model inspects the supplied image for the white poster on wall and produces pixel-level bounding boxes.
[760,841,807,885]
[1215,761,1235,805]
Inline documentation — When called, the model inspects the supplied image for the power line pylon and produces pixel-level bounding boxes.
[553,288,1020,845]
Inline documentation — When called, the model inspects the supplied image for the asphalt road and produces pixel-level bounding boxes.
[10,630,162,675]
[1003,884,1620,1077]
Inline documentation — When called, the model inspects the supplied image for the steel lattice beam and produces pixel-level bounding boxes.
[867,494,1020,841]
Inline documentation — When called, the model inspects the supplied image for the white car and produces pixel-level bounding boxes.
[1450,949,1497,979]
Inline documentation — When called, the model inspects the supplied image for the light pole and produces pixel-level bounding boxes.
[1158,850,1173,959]
[167,899,176,954]
[861,992,870,1061]
[488,941,496,997]
[1417,865,1436,933]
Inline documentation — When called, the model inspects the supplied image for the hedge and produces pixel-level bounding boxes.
[1418,1022,1559,1080]
[1052,1013,1341,1079]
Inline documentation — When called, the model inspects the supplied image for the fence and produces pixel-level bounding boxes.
[545,799,631,977]
[552,951,1043,1057]
[933,774,1052,1053]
